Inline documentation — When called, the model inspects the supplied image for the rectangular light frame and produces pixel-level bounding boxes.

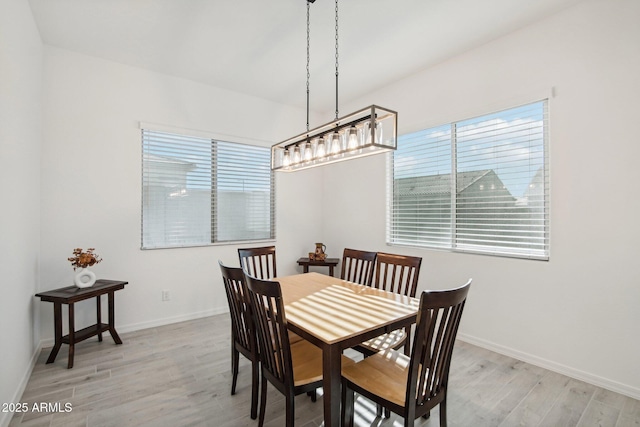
[271,105,397,172]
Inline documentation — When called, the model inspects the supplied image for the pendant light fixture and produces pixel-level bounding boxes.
[271,0,397,172]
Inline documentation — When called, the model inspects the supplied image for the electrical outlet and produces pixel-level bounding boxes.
[162,290,170,301]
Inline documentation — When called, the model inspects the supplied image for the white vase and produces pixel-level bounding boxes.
[74,267,96,288]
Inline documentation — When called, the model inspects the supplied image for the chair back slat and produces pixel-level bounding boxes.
[238,246,277,279]
[408,280,471,407]
[219,262,256,355]
[341,248,376,286]
[372,252,422,297]
[245,274,293,389]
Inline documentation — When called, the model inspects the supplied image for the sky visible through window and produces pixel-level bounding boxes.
[395,102,545,198]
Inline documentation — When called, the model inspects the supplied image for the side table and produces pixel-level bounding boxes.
[296,257,340,277]
[35,279,127,368]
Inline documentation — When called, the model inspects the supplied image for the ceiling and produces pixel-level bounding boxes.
[28,0,583,114]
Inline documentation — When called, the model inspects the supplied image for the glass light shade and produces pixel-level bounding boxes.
[271,105,397,171]
[282,148,291,167]
[293,145,301,164]
[347,125,358,150]
[330,130,341,155]
[316,137,326,158]
[304,141,312,161]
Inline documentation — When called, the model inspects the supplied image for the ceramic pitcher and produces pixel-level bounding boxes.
[315,243,326,257]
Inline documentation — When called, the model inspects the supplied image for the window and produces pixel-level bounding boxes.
[142,129,274,249]
[388,100,549,260]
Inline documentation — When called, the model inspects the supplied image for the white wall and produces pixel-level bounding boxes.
[321,0,640,398]
[6,0,639,415]
[38,47,324,337]
[0,0,43,425]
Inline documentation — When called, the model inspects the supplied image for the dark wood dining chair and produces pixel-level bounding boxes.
[218,261,259,419]
[340,248,376,286]
[238,246,277,279]
[371,252,422,297]
[342,279,472,427]
[244,273,353,427]
[238,246,304,347]
[353,252,423,357]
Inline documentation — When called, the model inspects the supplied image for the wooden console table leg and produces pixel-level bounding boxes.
[108,291,122,344]
[46,302,63,364]
[67,303,75,369]
[96,295,103,342]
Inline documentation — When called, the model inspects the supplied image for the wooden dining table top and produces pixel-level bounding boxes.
[275,272,419,426]
[278,272,420,345]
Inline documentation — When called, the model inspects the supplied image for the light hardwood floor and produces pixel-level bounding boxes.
[9,315,640,427]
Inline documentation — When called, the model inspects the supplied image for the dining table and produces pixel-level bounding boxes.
[277,272,420,427]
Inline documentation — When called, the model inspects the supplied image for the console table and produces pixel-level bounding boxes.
[35,279,127,368]
[296,257,340,277]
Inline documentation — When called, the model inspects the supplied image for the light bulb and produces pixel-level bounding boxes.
[283,149,291,167]
[316,137,326,158]
[304,141,312,161]
[347,126,358,150]
[293,145,301,163]
[331,130,341,154]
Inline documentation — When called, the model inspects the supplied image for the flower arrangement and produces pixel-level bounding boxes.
[68,248,102,270]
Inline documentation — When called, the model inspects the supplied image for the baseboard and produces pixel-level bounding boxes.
[116,307,228,335]
[7,308,229,427]
[0,340,44,427]
[457,333,640,401]
[38,308,227,349]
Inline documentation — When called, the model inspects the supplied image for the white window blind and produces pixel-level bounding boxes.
[142,129,274,249]
[388,100,549,260]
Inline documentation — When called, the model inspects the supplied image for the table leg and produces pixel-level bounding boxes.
[108,291,122,344]
[67,303,75,369]
[46,302,63,364]
[303,265,309,273]
[322,345,342,427]
[329,266,334,277]
[96,295,103,342]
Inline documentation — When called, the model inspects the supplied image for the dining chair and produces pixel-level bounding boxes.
[340,248,376,286]
[371,252,422,297]
[353,252,423,357]
[341,279,472,427]
[238,246,277,279]
[238,245,305,348]
[244,273,353,427]
[218,261,260,420]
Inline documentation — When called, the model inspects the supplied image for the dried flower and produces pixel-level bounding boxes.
[68,248,102,270]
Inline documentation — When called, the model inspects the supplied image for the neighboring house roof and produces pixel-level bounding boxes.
[394,170,499,196]
[522,166,544,199]
[143,153,198,187]
[143,153,197,170]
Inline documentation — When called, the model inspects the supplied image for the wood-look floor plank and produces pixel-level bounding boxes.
[500,369,572,426]
[577,399,621,427]
[10,314,640,426]
[541,379,597,426]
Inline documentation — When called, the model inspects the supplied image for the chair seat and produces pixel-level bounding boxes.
[342,349,410,407]
[291,339,354,387]
[288,331,304,344]
[342,281,472,427]
[356,328,407,353]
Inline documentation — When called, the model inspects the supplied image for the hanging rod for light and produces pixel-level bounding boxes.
[271,0,398,172]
